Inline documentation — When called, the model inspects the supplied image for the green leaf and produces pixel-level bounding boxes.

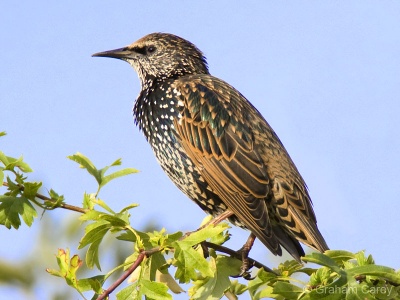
[178,222,229,249]
[272,281,303,299]
[76,275,106,293]
[99,167,139,189]
[68,153,101,184]
[68,254,82,286]
[48,189,62,200]
[325,250,355,266]
[1,154,33,173]
[363,283,399,299]
[117,283,139,300]
[119,203,140,214]
[110,158,122,167]
[44,189,65,209]
[308,272,349,299]
[346,281,375,300]
[92,198,115,214]
[141,279,172,300]
[174,243,213,282]
[79,209,103,222]
[347,265,400,285]
[121,228,151,250]
[0,195,37,229]
[100,213,129,228]
[82,192,95,210]
[79,221,111,269]
[247,267,277,298]
[86,239,102,270]
[0,152,8,167]
[68,153,138,194]
[46,249,83,292]
[156,270,185,294]
[48,189,64,202]
[297,267,319,276]
[117,230,137,242]
[208,225,230,246]
[354,250,374,266]
[309,266,334,287]
[229,279,248,296]
[147,252,169,281]
[303,252,342,273]
[189,256,242,300]
[79,221,110,248]
[256,286,276,300]
[257,267,278,283]
[0,170,4,186]
[277,259,303,277]
[165,231,183,245]
[0,131,6,137]
[22,181,42,199]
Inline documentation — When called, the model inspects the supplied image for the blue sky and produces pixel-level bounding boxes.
[1,2,400,299]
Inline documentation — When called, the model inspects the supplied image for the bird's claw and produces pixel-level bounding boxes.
[238,259,255,280]
[231,243,256,280]
[232,263,255,280]
[232,233,256,279]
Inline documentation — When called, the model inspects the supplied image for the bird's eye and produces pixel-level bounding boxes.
[147,46,156,54]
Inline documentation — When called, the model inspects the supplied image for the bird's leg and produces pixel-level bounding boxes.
[210,209,235,226]
[237,233,256,279]
[194,209,234,233]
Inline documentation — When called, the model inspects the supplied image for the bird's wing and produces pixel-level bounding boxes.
[170,75,283,256]
[171,75,328,257]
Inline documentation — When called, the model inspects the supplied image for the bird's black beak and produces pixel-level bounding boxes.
[92,47,131,59]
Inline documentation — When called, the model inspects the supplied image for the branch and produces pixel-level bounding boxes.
[2,181,87,214]
[96,247,160,300]
[202,241,275,274]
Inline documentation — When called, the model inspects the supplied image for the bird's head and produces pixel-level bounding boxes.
[93,33,209,85]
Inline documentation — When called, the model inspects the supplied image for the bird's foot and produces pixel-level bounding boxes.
[231,252,254,280]
[233,233,256,280]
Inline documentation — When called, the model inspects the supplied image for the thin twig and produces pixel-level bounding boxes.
[202,241,276,274]
[96,247,160,300]
[97,251,145,300]
[2,181,87,213]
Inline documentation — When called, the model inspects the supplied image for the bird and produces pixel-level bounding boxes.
[92,32,329,266]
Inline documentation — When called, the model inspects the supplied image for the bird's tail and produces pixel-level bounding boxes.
[288,206,329,253]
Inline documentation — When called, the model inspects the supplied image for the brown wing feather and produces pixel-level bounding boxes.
[172,75,328,258]
[174,118,282,255]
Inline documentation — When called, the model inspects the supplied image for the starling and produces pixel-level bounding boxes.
[93,33,329,262]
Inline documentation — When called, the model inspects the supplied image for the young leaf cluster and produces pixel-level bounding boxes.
[247,250,400,300]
